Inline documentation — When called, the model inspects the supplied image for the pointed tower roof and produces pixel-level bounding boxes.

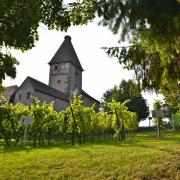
[48,35,84,71]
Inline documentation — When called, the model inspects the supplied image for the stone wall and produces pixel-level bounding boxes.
[49,63,70,94]
[49,62,82,98]
[14,79,69,111]
[14,79,34,105]
[69,63,82,95]
[34,90,69,111]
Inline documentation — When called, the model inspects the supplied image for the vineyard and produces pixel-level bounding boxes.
[0,96,138,147]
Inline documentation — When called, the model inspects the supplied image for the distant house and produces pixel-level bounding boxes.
[3,36,100,111]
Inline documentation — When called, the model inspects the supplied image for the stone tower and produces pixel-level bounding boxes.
[48,35,84,97]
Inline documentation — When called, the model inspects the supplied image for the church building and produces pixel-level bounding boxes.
[4,36,100,111]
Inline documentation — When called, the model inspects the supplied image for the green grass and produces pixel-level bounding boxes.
[0,131,180,179]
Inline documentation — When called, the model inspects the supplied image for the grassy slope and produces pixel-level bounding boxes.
[0,131,179,180]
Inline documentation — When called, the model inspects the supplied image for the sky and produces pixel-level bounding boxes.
[3,19,163,126]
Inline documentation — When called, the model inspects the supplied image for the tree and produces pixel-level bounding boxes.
[105,99,138,141]
[127,96,149,122]
[63,0,180,107]
[103,79,149,122]
[0,0,96,90]
[97,0,180,108]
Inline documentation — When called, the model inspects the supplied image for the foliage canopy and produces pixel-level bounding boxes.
[97,0,180,107]
[1,0,180,108]
[103,79,149,122]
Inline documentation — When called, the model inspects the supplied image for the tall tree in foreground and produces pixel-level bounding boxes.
[97,0,180,108]
[67,0,180,107]
[103,79,149,122]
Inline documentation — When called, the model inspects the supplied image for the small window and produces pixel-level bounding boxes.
[54,65,58,70]
[19,94,22,100]
[57,80,61,83]
[27,92,31,100]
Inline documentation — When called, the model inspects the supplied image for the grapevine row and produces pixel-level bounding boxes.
[0,96,138,146]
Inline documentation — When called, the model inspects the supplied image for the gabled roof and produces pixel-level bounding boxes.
[27,76,69,102]
[81,89,100,104]
[48,35,84,71]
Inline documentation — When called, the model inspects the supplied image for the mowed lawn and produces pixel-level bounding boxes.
[0,131,179,180]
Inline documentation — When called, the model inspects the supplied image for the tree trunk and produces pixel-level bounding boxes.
[39,132,44,144]
[91,130,94,142]
[157,119,160,140]
[171,118,175,131]
[63,115,68,142]
[5,138,9,147]
[78,133,82,144]
[70,106,76,145]
[71,132,74,145]
[115,108,121,141]
[15,137,19,146]
[33,135,37,147]
[83,130,86,143]
[63,132,66,143]
[104,131,106,139]
[48,128,51,145]
[121,121,126,140]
